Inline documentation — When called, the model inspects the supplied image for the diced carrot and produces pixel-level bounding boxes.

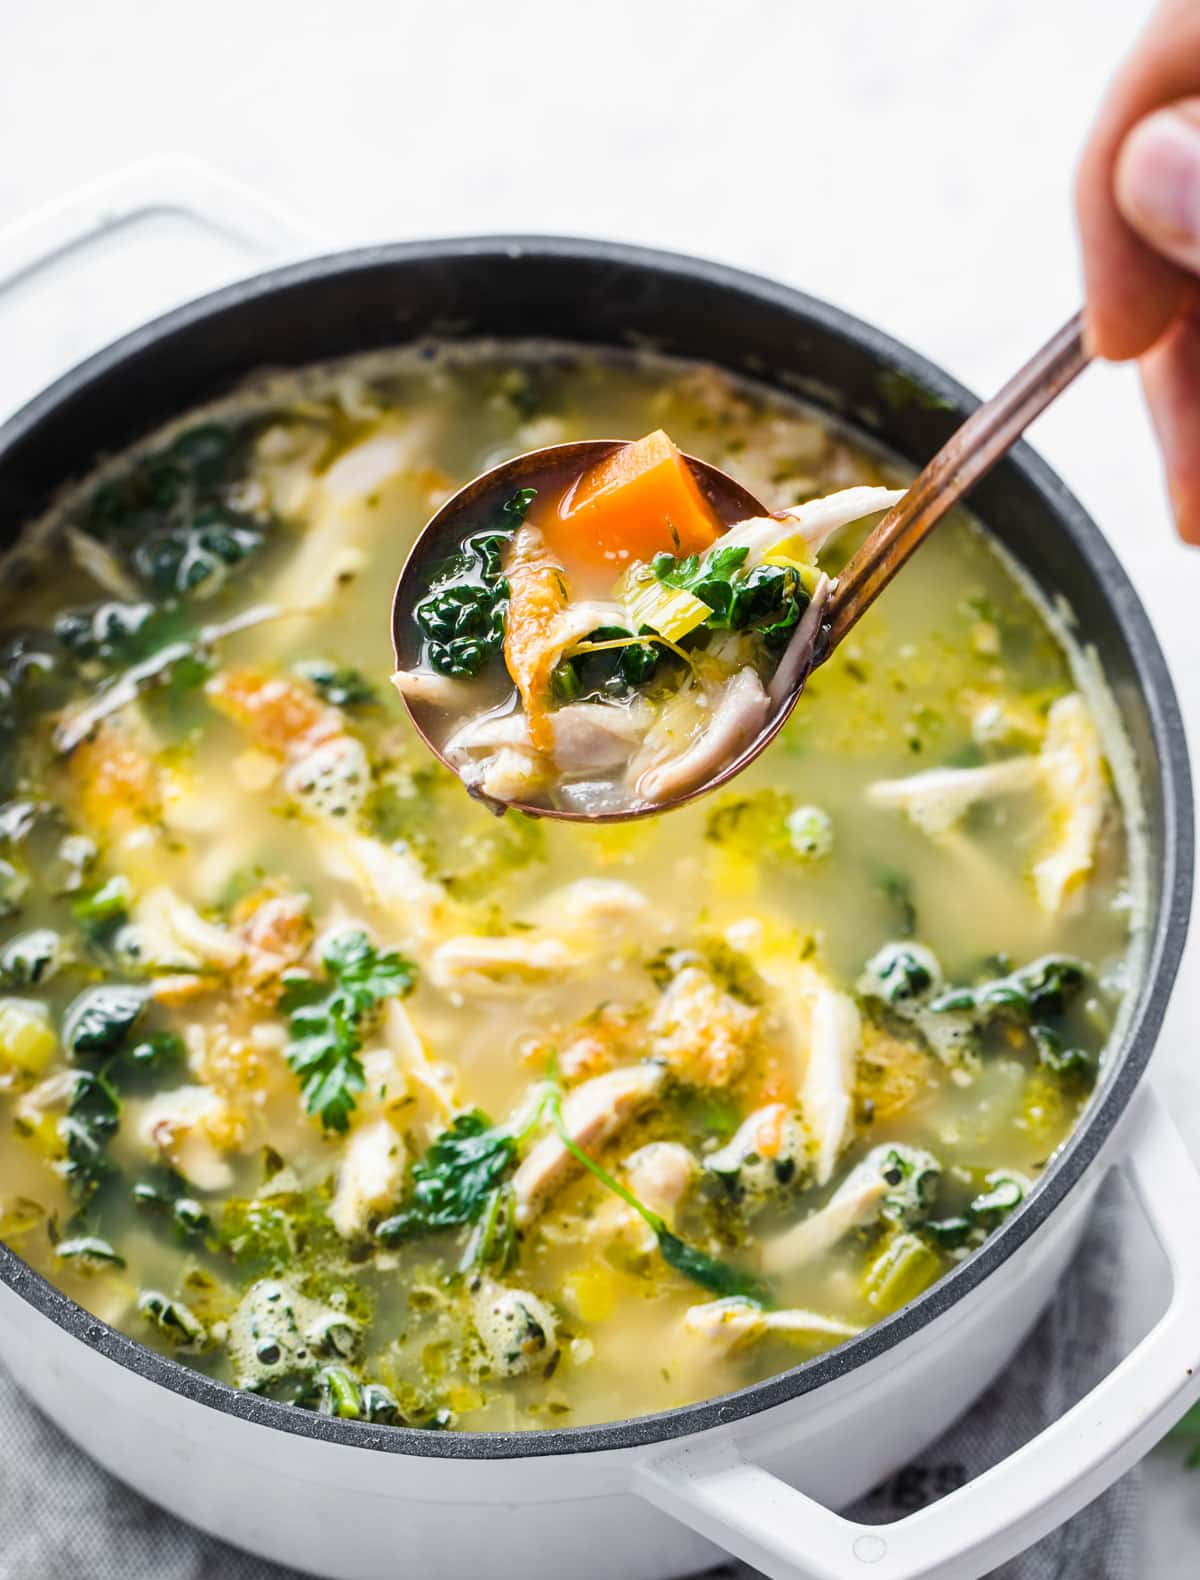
[206,669,342,760]
[541,430,722,579]
[65,717,160,830]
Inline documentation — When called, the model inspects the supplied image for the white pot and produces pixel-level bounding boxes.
[0,164,1196,1580]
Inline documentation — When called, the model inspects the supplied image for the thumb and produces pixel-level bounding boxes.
[1116,99,1200,276]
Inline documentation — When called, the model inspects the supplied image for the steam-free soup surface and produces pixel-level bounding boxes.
[0,346,1135,1432]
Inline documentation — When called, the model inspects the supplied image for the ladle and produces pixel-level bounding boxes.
[391,312,1090,821]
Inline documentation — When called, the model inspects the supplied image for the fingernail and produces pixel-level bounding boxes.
[1117,106,1200,243]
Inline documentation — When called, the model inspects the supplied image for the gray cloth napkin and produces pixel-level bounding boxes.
[0,1178,1136,1580]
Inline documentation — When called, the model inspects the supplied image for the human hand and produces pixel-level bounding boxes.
[1076,0,1200,542]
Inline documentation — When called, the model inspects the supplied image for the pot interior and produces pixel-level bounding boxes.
[0,238,1190,1457]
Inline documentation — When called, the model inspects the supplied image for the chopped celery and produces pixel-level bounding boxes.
[0,997,57,1074]
[862,1231,941,1314]
[618,564,710,643]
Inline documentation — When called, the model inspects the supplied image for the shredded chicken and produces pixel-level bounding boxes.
[761,1145,925,1275]
[329,1119,405,1239]
[136,1085,244,1192]
[512,1063,666,1226]
[636,667,770,806]
[799,985,861,1185]
[679,1297,860,1359]
[866,692,1107,914]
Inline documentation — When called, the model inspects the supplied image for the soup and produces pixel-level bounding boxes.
[0,345,1137,1433]
[393,427,903,815]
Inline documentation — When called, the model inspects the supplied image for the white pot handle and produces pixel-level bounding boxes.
[0,156,316,296]
[635,1080,1200,1580]
[0,158,321,421]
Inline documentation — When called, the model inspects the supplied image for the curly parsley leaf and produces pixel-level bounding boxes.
[651,544,807,648]
[280,929,416,1132]
[375,1110,518,1243]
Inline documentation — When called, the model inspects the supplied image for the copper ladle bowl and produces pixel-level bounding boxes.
[389,439,782,822]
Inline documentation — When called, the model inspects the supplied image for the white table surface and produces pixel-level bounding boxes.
[1,0,1198,1573]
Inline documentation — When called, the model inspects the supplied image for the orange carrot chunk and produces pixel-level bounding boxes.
[542,430,722,579]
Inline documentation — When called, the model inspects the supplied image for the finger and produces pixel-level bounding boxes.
[1076,0,1200,360]
[1116,100,1200,275]
[1140,307,1200,545]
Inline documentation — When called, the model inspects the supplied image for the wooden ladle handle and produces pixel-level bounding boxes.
[824,312,1091,653]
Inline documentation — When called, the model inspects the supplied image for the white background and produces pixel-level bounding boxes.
[1,0,1198,1573]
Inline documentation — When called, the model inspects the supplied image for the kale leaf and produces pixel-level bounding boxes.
[280,929,415,1132]
[929,955,1092,1076]
[551,622,661,703]
[415,488,537,678]
[376,1111,518,1243]
[292,659,378,709]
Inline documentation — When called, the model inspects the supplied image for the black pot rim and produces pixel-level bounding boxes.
[0,234,1192,1462]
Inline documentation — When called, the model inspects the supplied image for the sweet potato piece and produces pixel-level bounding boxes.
[543,430,722,578]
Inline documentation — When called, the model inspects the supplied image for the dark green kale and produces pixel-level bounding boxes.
[929,955,1092,1076]
[58,1069,121,1204]
[0,929,64,987]
[292,659,378,709]
[55,989,184,1210]
[652,543,809,649]
[80,421,267,600]
[377,1111,518,1243]
[415,488,537,678]
[131,1173,210,1239]
[280,929,416,1132]
[924,1169,1029,1248]
[551,623,662,703]
[62,985,149,1061]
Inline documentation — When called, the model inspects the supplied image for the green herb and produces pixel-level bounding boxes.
[652,545,808,648]
[546,1088,773,1305]
[377,1110,518,1242]
[415,489,536,678]
[293,659,378,709]
[280,929,416,1131]
[459,1183,518,1275]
